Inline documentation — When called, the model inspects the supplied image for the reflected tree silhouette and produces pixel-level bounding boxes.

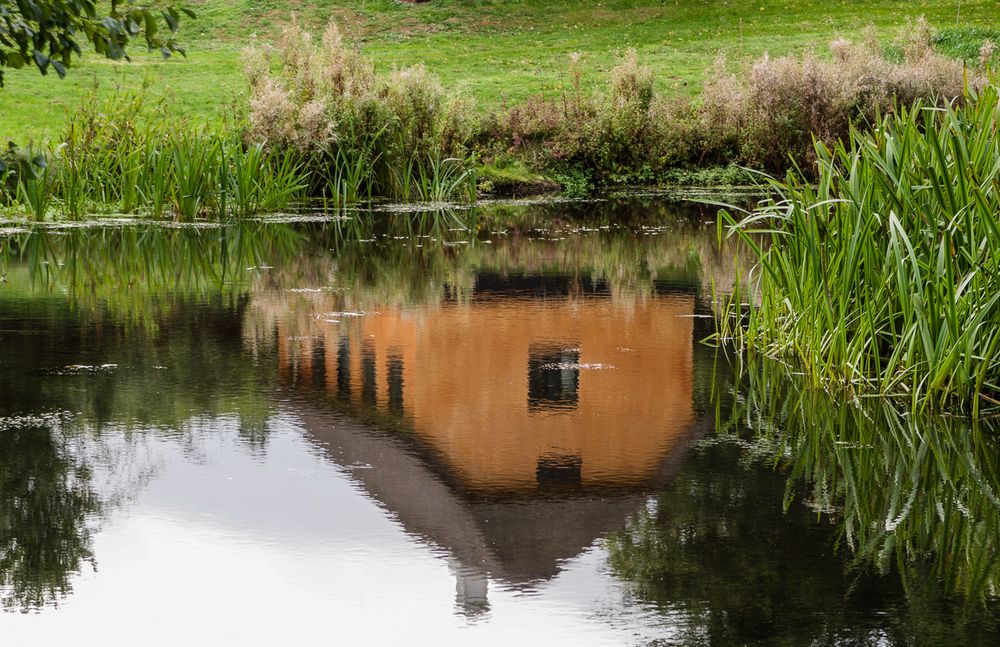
[0,419,99,611]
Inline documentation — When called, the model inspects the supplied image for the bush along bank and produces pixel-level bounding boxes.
[243,19,982,197]
[0,19,989,220]
[717,81,1000,418]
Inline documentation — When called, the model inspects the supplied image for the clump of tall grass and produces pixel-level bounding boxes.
[0,145,48,216]
[717,82,1000,417]
[243,21,477,203]
[0,93,308,221]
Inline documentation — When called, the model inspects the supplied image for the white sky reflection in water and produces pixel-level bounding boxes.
[3,416,670,646]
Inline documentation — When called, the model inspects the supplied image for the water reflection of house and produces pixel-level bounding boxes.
[269,274,708,615]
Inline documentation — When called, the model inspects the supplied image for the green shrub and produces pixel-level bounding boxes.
[243,22,476,202]
[482,20,976,186]
[704,21,975,171]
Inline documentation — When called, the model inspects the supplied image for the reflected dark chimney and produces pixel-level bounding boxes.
[312,337,326,389]
[536,454,583,496]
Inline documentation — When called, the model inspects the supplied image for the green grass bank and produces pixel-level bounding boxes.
[3,1,1000,143]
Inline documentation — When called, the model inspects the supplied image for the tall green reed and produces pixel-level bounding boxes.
[224,143,307,218]
[253,148,307,213]
[1,146,50,219]
[55,137,87,220]
[143,143,174,219]
[16,150,51,221]
[413,156,477,203]
[171,135,221,220]
[7,132,308,221]
[718,83,1000,417]
[323,145,374,208]
[227,142,267,218]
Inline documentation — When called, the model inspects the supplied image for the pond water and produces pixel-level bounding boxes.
[0,197,998,645]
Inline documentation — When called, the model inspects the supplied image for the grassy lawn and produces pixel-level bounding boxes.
[2,0,999,143]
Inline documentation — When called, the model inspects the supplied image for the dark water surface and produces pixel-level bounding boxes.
[1,198,998,645]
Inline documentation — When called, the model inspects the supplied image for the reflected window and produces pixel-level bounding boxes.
[536,454,583,494]
[361,340,377,404]
[311,337,326,388]
[336,336,351,399]
[527,343,580,412]
[387,353,404,416]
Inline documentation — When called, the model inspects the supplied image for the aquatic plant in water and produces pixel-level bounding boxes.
[719,82,1000,416]
[0,223,303,330]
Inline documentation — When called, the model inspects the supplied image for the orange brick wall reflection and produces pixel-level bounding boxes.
[276,294,695,494]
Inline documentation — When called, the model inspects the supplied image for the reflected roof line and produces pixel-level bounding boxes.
[289,397,716,586]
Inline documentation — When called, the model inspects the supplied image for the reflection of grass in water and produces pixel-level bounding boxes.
[724,363,1000,602]
[0,223,306,435]
[259,199,749,313]
[0,202,743,441]
[606,355,1000,644]
[1,198,746,318]
[0,222,304,332]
